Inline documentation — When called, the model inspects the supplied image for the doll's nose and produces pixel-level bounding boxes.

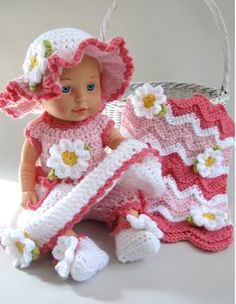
[75,90,86,103]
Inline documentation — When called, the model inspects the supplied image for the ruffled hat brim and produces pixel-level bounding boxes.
[0,36,134,119]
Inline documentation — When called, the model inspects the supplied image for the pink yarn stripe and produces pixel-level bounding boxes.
[168,96,235,139]
[102,120,115,147]
[162,154,227,199]
[149,199,229,221]
[24,128,42,154]
[124,112,233,161]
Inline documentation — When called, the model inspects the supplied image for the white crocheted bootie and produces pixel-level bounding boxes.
[52,235,109,282]
[70,236,109,282]
[115,214,164,263]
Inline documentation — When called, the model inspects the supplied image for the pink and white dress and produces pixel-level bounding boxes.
[24,111,144,230]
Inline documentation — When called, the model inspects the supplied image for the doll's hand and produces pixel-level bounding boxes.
[21,191,38,209]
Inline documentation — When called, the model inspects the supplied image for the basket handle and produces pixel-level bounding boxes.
[98,0,231,100]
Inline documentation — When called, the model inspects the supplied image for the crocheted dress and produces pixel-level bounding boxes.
[25,111,115,184]
[17,111,156,251]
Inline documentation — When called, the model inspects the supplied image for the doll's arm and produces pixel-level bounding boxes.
[19,140,40,208]
[106,127,127,150]
[107,127,145,166]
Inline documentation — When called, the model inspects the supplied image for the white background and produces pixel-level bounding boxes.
[0,1,234,303]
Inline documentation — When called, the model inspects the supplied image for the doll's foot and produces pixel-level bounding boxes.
[115,214,164,263]
[52,235,109,281]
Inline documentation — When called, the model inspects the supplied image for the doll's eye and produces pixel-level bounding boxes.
[61,85,71,93]
[86,83,95,92]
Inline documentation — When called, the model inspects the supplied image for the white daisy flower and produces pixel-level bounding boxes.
[131,83,167,119]
[52,236,78,279]
[23,40,53,88]
[189,205,229,231]
[1,229,40,268]
[194,148,223,177]
[47,139,91,179]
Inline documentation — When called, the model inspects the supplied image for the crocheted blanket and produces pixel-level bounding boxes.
[121,93,234,252]
[16,139,163,253]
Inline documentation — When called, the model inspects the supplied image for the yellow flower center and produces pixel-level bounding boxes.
[15,241,25,254]
[205,156,216,167]
[202,212,216,221]
[143,94,156,108]
[29,55,39,69]
[62,151,78,166]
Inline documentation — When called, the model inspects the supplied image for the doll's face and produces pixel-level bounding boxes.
[41,55,102,122]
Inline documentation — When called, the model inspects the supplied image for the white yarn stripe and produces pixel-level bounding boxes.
[140,133,233,172]
[19,139,152,247]
[124,98,234,146]
[123,126,233,177]
[153,205,187,222]
[163,176,228,206]
[152,205,232,224]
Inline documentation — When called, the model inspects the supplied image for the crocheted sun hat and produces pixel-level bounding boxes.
[0,27,134,119]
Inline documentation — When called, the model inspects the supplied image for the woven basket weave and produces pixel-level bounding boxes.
[99,0,231,130]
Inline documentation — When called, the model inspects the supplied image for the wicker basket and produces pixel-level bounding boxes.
[99,0,231,130]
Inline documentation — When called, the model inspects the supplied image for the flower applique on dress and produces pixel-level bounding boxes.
[130,83,167,119]
[47,138,91,179]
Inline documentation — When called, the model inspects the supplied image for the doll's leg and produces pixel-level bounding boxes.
[114,213,163,263]
[86,185,164,263]
[32,184,109,281]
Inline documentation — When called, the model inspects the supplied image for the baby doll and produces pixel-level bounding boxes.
[0,28,164,282]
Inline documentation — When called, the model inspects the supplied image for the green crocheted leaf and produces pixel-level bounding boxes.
[158,104,168,117]
[31,246,40,261]
[48,168,57,180]
[213,144,223,151]
[43,40,53,57]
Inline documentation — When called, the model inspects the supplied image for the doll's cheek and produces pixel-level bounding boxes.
[41,99,66,114]
[53,104,67,114]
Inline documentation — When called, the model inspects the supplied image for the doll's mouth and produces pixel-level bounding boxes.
[73,108,87,114]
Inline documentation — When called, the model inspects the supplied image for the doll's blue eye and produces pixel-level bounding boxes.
[61,86,71,93]
[87,83,95,91]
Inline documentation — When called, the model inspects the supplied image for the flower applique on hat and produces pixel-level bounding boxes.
[23,40,53,91]
[130,83,167,119]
